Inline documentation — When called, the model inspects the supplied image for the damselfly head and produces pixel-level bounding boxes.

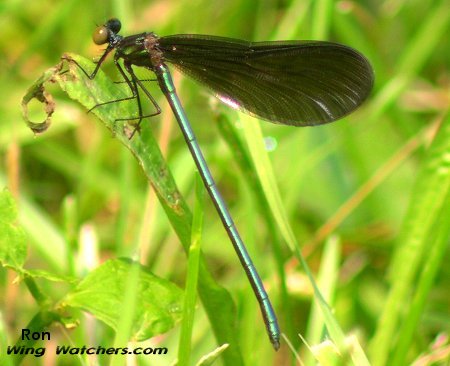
[93,18,121,45]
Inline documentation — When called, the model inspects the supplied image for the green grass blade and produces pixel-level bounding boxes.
[368,0,450,121]
[369,112,450,366]
[215,111,293,341]
[178,174,204,366]
[0,312,14,366]
[311,0,333,39]
[391,191,450,365]
[303,236,341,366]
[241,115,371,365]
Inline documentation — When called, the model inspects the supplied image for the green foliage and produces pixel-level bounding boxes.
[0,190,27,269]
[0,191,184,365]
[65,258,184,340]
[1,0,449,365]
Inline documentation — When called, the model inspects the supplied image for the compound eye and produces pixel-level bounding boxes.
[93,25,109,45]
[107,18,121,33]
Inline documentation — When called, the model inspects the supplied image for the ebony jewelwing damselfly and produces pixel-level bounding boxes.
[75,18,374,350]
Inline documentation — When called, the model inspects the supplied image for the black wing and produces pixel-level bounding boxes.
[158,35,374,126]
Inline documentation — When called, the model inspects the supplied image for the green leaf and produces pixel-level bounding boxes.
[64,258,183,340]
[0,189,27,270]
[21,268,77,283]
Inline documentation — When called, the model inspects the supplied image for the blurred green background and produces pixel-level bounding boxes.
[1,0,449,365]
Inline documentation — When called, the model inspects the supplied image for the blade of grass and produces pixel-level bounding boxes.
[195,344,229,366]
[304,121,439,252]
[303,236,340,366]
[214,112,293,343]
[178,174,204,366]
[369,112,450,366]
[0,312,14,366]
[241,116,371,365]
[18,195,68,271]
[272,0,311,40]
[391,190,450,365]
[368,0,450,121]
[311,0,333,39]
